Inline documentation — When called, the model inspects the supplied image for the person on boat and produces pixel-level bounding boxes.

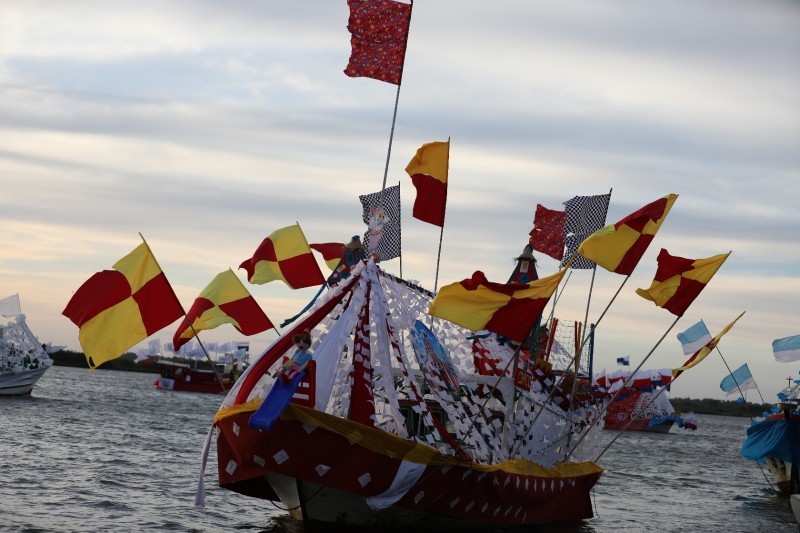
[278,330,313,383]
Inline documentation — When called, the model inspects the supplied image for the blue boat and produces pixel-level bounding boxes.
[740,380,799,496]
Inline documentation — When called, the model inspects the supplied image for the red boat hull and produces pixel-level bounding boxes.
[215,404,603,528]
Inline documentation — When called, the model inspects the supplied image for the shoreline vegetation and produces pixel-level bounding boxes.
[47,349,771,417]
[49,349,214,374]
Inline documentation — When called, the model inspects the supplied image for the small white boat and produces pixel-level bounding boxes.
[1,294,54,396]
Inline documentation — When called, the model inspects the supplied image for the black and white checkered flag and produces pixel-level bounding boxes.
[359,184,401,262]
[560,193,611,269]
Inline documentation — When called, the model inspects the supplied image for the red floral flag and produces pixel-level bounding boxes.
[344,0,412,85]
[529,204,567,260]
[173,270,274,351]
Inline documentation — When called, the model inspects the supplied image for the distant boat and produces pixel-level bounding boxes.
[0,295,54,396]
[740,379,799,496]
[151,356,243,394]
[594,368,698,433]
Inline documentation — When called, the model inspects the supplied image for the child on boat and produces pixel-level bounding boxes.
[278,330,313,383]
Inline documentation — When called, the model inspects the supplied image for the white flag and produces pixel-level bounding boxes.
[0,294,22,317]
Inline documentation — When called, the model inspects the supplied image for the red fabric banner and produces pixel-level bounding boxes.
[344,0,412,85]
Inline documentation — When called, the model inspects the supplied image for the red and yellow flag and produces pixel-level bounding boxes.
[636,249,730,317]
[239,224,325,289]
[173,270,274,351]
[310,242,345,271]
[428,266,569,343]
[344,0,412,85]
[405,140,449,227]
[673,311,745,377]
[578,194,677,275]
[62,242,183,371]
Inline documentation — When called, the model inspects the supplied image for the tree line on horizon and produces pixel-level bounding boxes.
[49,349,214,374]
[48,349,771,417]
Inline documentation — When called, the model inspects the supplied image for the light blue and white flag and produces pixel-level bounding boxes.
[720,363,756,396]
[677,320,712,355]
[772,334,800,363]
[616,356,630,366]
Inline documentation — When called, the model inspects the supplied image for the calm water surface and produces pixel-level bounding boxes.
[1,366,796,532]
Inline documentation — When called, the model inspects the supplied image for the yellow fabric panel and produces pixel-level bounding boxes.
[635,275,680,305]
[684,253,730,283]
[194,306,242,332]
[578,224,640,272]
[112,242,161,293]
[201,270,249,304]
[271,224,312,261]
[250,260,283,284]
[513,266,569,299]
[78,297,147,369]
[429,266,569,332]
[405,141,449,184]
[429,281,512,331]
[214,398,264,422]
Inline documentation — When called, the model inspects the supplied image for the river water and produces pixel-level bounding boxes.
[0,366,795,532]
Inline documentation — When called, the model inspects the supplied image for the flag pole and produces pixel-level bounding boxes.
[433,137,450,292]
[508,262,626,457]
[377,1,413,203]
[594,365,679,461]
[376,1,413,275]
[566,189,611,412]
[139,233,227,393]
[563,314,682,460]
[577,188,611,349]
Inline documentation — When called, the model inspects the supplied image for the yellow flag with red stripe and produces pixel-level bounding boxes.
[636,249,730,317]
[429,265,569,342]
[239,224,325,288]
[578,194,677,275]
[173,270,273,351]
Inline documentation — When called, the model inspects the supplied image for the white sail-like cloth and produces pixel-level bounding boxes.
[365,460,426,510]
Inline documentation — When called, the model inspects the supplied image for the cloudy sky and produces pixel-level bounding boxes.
[2,0,798,400]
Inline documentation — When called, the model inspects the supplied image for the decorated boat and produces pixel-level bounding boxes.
[594,368,697,432]
[202,252,610,529]
[740,376,799,496]
[187,2,735,529]
[0,294,54,396]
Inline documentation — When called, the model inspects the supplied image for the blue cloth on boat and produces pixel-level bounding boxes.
[740,418,800,464]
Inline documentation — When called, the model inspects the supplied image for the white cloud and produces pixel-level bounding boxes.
[1,0,798,399]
